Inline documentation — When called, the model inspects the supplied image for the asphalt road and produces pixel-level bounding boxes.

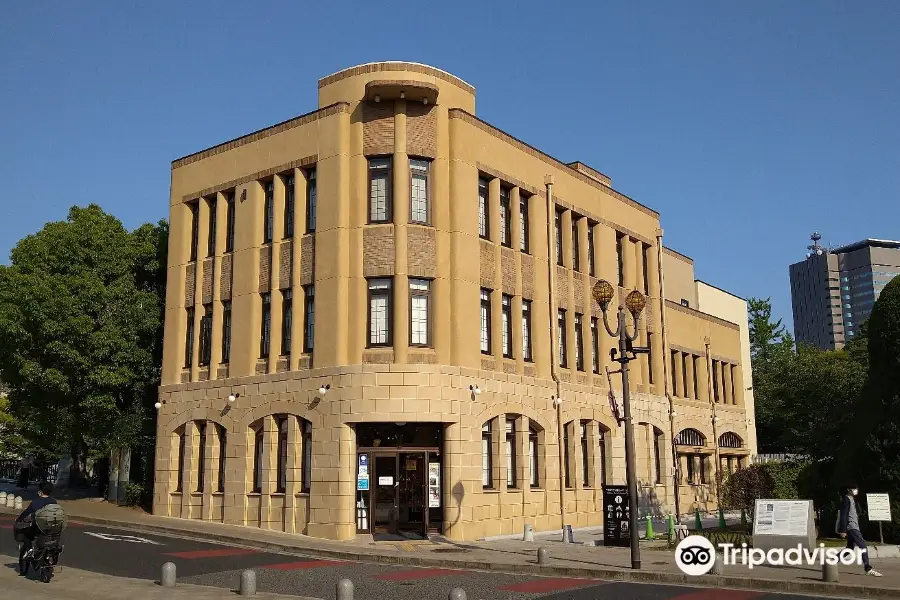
[0,514,822,600]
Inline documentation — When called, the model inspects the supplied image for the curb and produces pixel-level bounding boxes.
[2,507,897,599]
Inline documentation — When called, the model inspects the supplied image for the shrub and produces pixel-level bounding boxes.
[123,482,143,507]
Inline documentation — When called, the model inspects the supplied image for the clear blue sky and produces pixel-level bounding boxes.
[2,1,898,330]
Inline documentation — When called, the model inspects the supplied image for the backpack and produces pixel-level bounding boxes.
[33,503,68,537]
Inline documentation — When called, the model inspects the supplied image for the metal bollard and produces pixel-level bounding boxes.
[160,562,177,587]
[561,524,574,543]
[336,578,354,600]
[239,569,256,596]
[448,588,467,600]
[710,553,724,575]
[822,562,839,582]
[537,547,549,565]
[523,524,534,542]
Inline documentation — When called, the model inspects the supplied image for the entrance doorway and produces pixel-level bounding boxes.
[355,423,443,537]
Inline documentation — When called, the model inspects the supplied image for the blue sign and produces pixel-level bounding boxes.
[357,478,369,491]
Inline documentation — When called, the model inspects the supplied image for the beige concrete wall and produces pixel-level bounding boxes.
[662,248,697,308]
[156,61,756,539]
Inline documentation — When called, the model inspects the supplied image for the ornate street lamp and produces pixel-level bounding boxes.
[593,279,648,570]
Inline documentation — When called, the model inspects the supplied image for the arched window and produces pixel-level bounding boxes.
[719,432,743,449]
[276,416,288,493]
[529,423,541,488]
[252,425,264,493]
[675,428,706,447]
[482,420,493,489]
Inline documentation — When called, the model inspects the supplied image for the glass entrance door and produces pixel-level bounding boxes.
[372,455,398,533]
[398,452,426,534]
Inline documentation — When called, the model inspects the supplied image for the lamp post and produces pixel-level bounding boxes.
[593,279,647,570]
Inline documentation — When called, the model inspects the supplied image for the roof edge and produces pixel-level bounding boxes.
[318,62,475,95]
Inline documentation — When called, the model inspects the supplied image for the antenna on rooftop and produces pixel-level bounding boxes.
[806,232,826,258]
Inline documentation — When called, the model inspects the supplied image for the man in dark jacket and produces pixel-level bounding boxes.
[838,483,882,577]
[15,482,58,576]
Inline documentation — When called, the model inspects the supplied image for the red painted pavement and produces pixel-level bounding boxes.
[164,548,262,559]
[669,591,762,600]
[499,578,600,593]
[375,568,462,581]
[263,559,350,570]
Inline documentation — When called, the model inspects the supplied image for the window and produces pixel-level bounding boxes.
[680,298,690,308]
[642,243,650,293]
[184,307,195,368]
[410,279,431,346]
[199,304,212,366]
[252,427,263,493]
[478,178,489,239]
[501,294,513,358]
[506,418,517,488]
[221,301,232,363]
[303,285,315,352]
[480,289,492,354]
[587,223,595,276]
[264,181,274,243]
[196,422,206,493]
[699,455,708,484]
[616,232,625,287]
[591,317,600,374]
[522,300,532,361]
[260,293,272,358]
[207,196,217,256]
[189,201,199,262]
[558,309,567,367]
[564,424,571,488]
[217,425,227,492]
[580,421,589,487]
[555,210,563,266]
[367,278,391,346]
[572,218,580,272]
[284,174,295,238]
[598,426,607,487]
[653,428,663,484]
[225,191,235,252]
[648,335,655,385]
[482,421,493,488]
[499,187,511,247]
[306,169,317,232]
[276,417,288,493]
[301,419,312,493]
[368,158,391,223]
[712,360,720,402]
[519,195,529,252]
[176,429,186,492]
[686,455,695,484]
[281,289,292,356]
[529,425,540,488]
[410,159,429,224]
[682,355,690,398]
[574,313,584,371]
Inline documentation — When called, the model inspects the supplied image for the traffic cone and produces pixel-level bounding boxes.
[645,516,655,540]
[718,507,726,530]
[740,508,747,526]
[695,509,703,530]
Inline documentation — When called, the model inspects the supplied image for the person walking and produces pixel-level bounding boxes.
[837,483,882,577]
[16,456,32,490]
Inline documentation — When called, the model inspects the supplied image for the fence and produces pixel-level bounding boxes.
[0,459,58,484]
[751,453,807,465]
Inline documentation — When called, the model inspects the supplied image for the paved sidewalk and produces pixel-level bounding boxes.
[1,561,320,600]
[3,495,900,599]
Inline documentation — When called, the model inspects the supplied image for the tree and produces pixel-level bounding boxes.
[747,297,796,452]
[0,205,167,479]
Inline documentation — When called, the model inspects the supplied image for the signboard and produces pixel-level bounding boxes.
[754,500,809,536]
[378,476,394,486]
[868,493,892,522]
[602,485,630,547]
[428,462,441,508]
[357,454,369,491]
[752,499,815,552]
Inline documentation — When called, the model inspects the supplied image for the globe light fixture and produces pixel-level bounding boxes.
[592,279,616,310]
[625,290,647,316]
[318,384,331,396]
[154,402,162,410]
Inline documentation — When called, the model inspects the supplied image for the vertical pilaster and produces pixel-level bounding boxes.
[673,351,685,398]
[732,365,745,406]
[259,416,277,529]
[231,181,263,378]
[724,362,734,404]
[685,353,696,399]
[210,193,227,376]
[290,168,308,369]
[202,422,216,521]
[180,421,198,518]
[696,355,710,402]
[511,188,524,371]
[597,224,618,388]
[432,106,451,364]
[268,176,285,372]
[284,417,301,533]
[393,99,410,363]
[489,178,503,366]
[530,192,550,379]
[191,200,210,381]
[622,235,635,290]
[516,415,529,493]
[716,361,726,404]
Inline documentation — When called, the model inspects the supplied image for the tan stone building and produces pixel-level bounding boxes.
[154,61,757,541]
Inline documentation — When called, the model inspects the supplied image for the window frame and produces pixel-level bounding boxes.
[263,180,274,244]
[216,424,227,493]
[519,194,529,253]
[478,178,490,239]
[188,200,200,262]
[283,173,295,239]
[281,289,292,356]
[555,209,563,266]
[306,168,317,233]
[574,313,584,371]
[499,186,512,247]
[522,299,533,362]
[368,157,393,224]
[175,428,186,493]
[580,421,590,488]
[184,307,195,368]
[563,424,571,488]
[409,158,430,225]
[558,309,568,368]
[653,428,664,484]
[572,217,580,272]
[587,222,595,276]
[252,426,263,493]
[616,232,625,287]
[367,278,392,347]
[303,285,315,353]
[260,293,272,359]
[276,416,288,493]
[482,420,493,489]
[591,317,600,374]
[301,419,312,493]
[199,304,213,366]
[529,425,540,488]
[506,417,517,488]
[207,196,217,257]
[480,288,492,354]
[221,301,232,363]
[501,294,513,358]
[409,278,432,347]
[225,191,235,253]
[196,422,206,493]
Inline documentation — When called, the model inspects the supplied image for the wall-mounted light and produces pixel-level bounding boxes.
[469,384,481,395]
[400,91,405,99]
[552,395,563,409]
[374,94,380,103]
[713,416,720,424]
[319,384,331,396]
[228,392,241,404]
[154,401,162,410]
[422,97,428,105]
[669,408,677,417]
